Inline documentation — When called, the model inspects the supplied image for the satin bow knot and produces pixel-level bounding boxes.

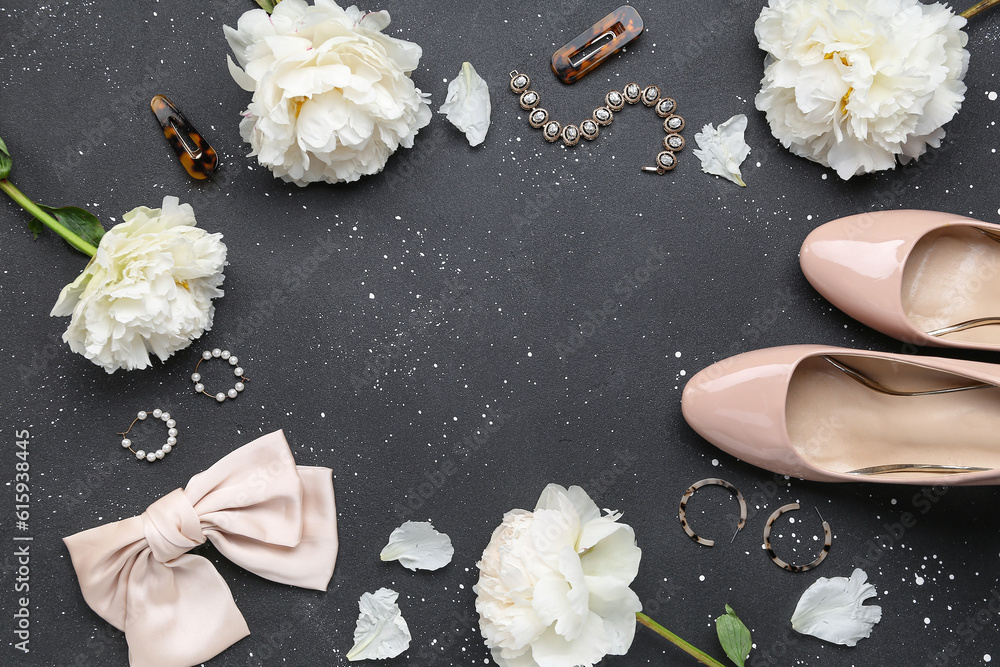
[64,430,338,667]
[141,489,205,563]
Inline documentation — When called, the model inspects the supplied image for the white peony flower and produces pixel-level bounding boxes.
[380,520,454,571]
[791,568,882,646]
[439,61,491,146]
[693,114,751,187]
[50,197,226,374]
[474,484,642,667]
[754,0,968,180]
[346,587,411,661]
[225,0,432,186]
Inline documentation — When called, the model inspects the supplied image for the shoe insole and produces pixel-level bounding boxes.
[786,355,1000,480]
[902,226,1000,345]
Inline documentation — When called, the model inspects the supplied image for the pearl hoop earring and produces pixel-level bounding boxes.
[192,348,249,403]
[119,409,177,463]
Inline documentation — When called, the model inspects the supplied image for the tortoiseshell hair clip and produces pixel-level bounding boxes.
[551,5,644,84]
[150,94,218,180]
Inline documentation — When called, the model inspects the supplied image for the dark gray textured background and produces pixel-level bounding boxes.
[1,0,999,664]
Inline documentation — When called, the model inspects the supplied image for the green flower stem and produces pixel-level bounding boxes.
[962,0,1000,19]
[636,612,727,667]
[0,178,96,256]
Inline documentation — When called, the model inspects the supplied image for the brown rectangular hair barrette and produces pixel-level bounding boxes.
[551,5,644,84]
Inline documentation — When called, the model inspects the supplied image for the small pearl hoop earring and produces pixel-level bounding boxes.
[119,409,177,463]
[192,348,249,403]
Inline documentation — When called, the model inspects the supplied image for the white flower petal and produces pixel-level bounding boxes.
[529,612,609,667]
[530,506,580,567]
[693,114,751,187]
[348,7,391,32]
[791,568,882,646]
[346,588,412,661]
[584,576,642,655]
[490,647,537,667]
[580,523,641,584]
[439,61,491,147]
[379,520,454,571]
[576,513,625,551]
[537,484,601,525]
[532,547,589,640]
[226,55,257,92]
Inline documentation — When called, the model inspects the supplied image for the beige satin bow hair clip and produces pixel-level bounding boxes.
[64,430,339,667]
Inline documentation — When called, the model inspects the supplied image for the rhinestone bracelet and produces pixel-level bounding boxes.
[509,71,686,174]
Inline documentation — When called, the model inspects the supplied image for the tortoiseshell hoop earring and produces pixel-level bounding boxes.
[678,478,748,547]
[763,503,832,572]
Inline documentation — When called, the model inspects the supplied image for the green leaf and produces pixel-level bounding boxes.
[0,133,12,179]
[715,605,752,667]
[36,204,105,247]
[255,0,279,12]
[26,218,43,240]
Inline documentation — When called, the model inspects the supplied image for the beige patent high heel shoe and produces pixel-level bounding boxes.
[681,345,1000,485]
[800,210,1000,350]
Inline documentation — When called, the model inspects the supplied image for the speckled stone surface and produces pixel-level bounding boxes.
[1,1,1000,665]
